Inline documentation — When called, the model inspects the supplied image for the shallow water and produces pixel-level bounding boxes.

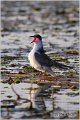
[1,1,79,119]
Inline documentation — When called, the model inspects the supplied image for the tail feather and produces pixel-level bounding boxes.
[52,60,73,70]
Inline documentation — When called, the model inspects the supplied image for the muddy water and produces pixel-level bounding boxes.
[1,1,79,119]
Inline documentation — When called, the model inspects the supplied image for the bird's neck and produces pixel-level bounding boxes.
[32,42,43,53]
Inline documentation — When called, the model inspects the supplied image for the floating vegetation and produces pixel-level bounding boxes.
[1,77,21,85]
[66,91,79,96]
[52,56,69,63]
[70,85,78,91]
[1,99,16,108]
[23,65,38,74]
[65,49,79,55]
[69,102,79,104]
[6,95,12,98]
[9,63,17,67]
[37,82,47,86]
[65,71,77,77]
[46,86,61,93]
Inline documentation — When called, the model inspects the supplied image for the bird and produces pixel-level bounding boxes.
[28,34,73,76]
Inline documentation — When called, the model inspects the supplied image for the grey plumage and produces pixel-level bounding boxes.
[35,51,73,70]
[28,34,73,76]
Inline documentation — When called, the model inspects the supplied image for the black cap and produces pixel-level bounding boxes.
[30,34,42,40]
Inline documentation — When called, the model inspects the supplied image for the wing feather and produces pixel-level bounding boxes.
[35,52,73,69]
[35,52,53,67]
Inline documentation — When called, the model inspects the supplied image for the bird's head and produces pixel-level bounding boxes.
[30,34,42,44]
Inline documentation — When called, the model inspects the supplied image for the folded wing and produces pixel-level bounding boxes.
[35,52,73,69]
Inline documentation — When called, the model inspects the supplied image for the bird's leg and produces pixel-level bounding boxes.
[39,71,48,76]
[44,71,50,76]
[37,71,43,77]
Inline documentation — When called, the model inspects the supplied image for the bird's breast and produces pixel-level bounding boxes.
[28,51,40,68]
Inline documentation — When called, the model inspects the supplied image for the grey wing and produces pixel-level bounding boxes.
[35,52,53,67]
[35,52,73,69]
